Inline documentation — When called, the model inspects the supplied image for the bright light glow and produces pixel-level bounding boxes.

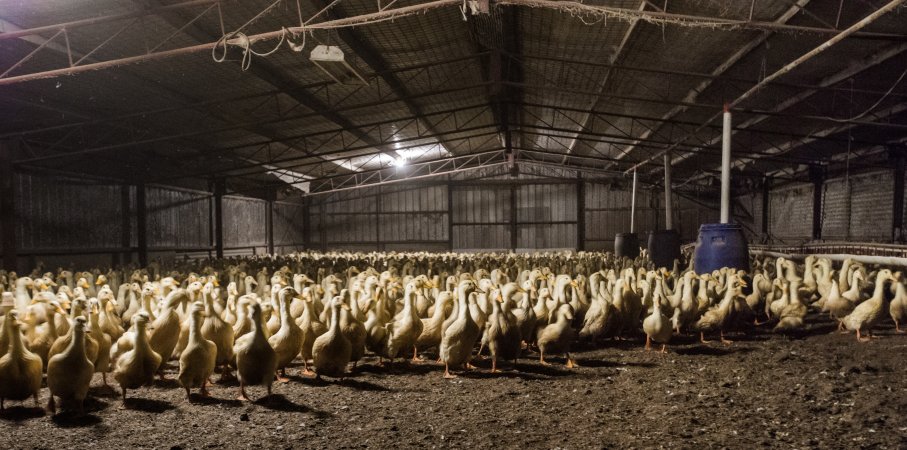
[393,157,408,167]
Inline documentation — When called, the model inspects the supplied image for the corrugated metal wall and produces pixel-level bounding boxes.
[14,174,132,251]
[223,196,267,248]
[8,173,303,269]
[273,201,306,253]
[146,185,211,249]
[308,180,722,252]
[738,169,902,244]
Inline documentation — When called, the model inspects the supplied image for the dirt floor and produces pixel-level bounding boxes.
[1,314,906,449]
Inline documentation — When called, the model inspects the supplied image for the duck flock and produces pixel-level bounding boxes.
[0,251,904,414]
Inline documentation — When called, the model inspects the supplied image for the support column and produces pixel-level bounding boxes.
[576,175,585,251]
[301,197,311,251]
[447,180,454,251]
[1,141,17,271]
[375,188,383,252]
[664,153,673,230]
[213,178,225,259]
[510,184,518,252]
[809,165,824,241]
[630,170,638,233]
[265,188,275,255]
[118,184,132,266]
[891,146,906,243]
[136,183,148,267]
[761,177,771,237]
[720,105,732,224]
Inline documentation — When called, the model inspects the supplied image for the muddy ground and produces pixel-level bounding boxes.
[1,314,905,449]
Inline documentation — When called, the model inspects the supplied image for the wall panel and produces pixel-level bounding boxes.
[223,196,267,248]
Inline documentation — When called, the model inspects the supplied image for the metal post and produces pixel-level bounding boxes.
[720,105,732,223]
[630,169,637,233]
[510,184,518,252]
[576,175,585,251]
[375,187,382,252]
[892,146,905,242]
[809,165,824,241]
[301,196,311,251]
[663,152,673,230]
[119,184,132,266]
[761,177,771,236]
[265,188,275,255]
[446,180,454,251]
[136,183,147,267]
[213,178,225,259]
[0,141,17,271]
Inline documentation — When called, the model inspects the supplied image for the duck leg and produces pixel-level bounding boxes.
[201,380,210,397]
[645,335,652,351]
[720,330,733,345]
[565,353,577,368]
[443,363,457,379]
[699,332,711,344]
[895,319,904,334]
[856,329,871,342]
[47,396,56,415]
[491,356,499,373]
[276,369,290,383]
[412,346,424,362]
[539,351,550,366]
[102,372,109,387]
[660,344,667,354]
[300,360,315,376]
[237,383,252,401]
[33,393,39,408]
[184,387,192,401]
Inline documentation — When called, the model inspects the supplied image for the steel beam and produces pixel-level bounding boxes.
[654,30,907,175]
[892,146,906,242]
[562,1,645,161]
[809,165,824,240]
[609,0,812,166]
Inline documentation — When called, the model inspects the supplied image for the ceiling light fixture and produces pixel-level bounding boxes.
[309,45,368,85]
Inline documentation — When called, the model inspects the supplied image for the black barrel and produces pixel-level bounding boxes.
[692,223,750,274]
[614,232,640,259]
[648,229,681,269]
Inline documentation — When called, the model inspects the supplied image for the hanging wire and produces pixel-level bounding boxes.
[819,62,907,123]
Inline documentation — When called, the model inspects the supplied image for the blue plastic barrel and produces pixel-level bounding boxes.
[693,223,750,274]
[648,229,681,269]
[614,232,640,259]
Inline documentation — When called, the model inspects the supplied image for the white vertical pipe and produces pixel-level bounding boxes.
[664,152,673,230]
[720,105,732,223]
[630,169,638,233]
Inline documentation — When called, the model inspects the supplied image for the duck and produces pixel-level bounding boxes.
[774,281,808,333]
[178,302,217,400]
[0,310,43,409]
[113,313,162,401]
[338,290,367,369]
[537,303,576,367]
[842,269,897,342]
[233,302,278,401]
[486,289,522,372]
[269,287,303,382]
[312,297,352,380]
[694,274,746,345]
[890,276,907,333]
[384,284,423,363]
[48,299,99,366]
[200,282,235,380]
[414,291,453,359]
[642,278,672,353]
[439,280,480,378]
[149,289,189,379]
[46,316,95,414]
[298,296,328,375]
[26,301,66,371]
[87,299,113,386]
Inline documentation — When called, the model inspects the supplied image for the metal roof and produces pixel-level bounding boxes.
[1,0,905,198]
